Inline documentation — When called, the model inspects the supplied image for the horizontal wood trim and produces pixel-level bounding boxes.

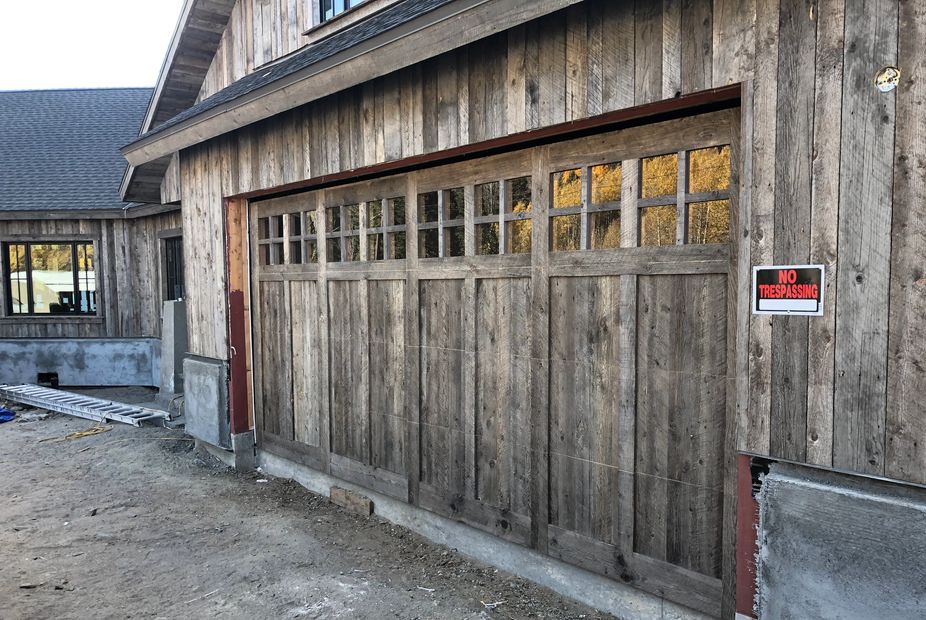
[0,317,105,325]
[329,452,409,500]
[262,432,329,471]
[417,484,532,547]
[0,204,180,222]
[547,525,721,617]
[234,85,739,203]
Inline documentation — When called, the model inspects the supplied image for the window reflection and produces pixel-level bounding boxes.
[641,153,678,198]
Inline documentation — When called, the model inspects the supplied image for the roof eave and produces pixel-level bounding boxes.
[123,0,583,167]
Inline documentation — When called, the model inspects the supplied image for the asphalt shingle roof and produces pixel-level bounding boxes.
[0,88,151,212]
[138,0,454,142]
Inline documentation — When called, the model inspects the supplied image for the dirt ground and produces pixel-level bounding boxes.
[0,401,612,620]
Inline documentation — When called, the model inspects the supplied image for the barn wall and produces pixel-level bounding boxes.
[178,0,753,359]
[0,210,182,340]
[172,0,926,612]
[179,0,926,483]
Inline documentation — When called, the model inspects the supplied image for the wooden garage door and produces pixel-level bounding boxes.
[248,109,737,615]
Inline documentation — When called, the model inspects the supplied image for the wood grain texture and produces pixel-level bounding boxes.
[368,279,406,475]
[711,0,755,87]
[290,279,321,446]
[549,276,623,545]
[769,0,815,462]
[258,279,294,439]
[418,279,466,497]
[634,0,663,106]
[745,0,779,456]
[805,0,844,468]
[328,279,370,463]
[681,0,713,94]
[635,274,726,579]
[475,278,532,516]
[833,0,897,475]
[885,0,926,484]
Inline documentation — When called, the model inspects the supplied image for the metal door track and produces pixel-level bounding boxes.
[0,384,169,427]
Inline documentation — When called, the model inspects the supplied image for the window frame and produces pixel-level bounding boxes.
[159,229,185,302]
[548,145,732,252]
[318,0,366,25]
[2,238,99,318]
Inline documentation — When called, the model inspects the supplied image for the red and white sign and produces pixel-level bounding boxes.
[752,265,825,316]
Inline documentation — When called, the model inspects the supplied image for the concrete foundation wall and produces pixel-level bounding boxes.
[159,300,188,394]
[756,463,926,619]
[184,356,229,449]
[0,338,160,387]
[257,450,708,620]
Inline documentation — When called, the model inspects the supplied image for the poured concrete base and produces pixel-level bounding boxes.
[0,338,160,387]
[183,356,229,449]
[757,463,926,619]
[258,449,709,620]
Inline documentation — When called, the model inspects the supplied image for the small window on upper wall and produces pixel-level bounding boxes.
[320,0,366,23]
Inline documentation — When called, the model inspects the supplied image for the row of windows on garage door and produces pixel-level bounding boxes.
[256,145,732,265]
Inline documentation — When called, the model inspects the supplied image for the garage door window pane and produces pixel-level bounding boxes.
[640,205,676,246]
[552,169,582,209]
[552,215,581,251]
[688,200,731,244]
[688,146,731,193]
[591,163,622,203]
[592,210,621,249]
[641,153,677,199]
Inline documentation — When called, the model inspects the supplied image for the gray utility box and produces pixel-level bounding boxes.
[183,356,230,450]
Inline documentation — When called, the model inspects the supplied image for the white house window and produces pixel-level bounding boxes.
[4,241,96,316]
[320,0,365,23]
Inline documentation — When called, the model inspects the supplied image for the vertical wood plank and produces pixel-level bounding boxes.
[404,173,421,503]
[885,0,926,484]
[369,280,406,474]
[662,0,682,99]
[600,0,636,113]
[681,0,713,94]
[711,0,756,87]
[745,0,779,455]
[317,192,331,469]
[833,0,897,475]
[463,276,477,500]
[507,25,528,134]
[529,146,551,551]
[806,0,844,468]
[770,0,816,462]
[538,14,567,128]
[291,281,321,447]
[565,4,589,121]
[634,0,663,105]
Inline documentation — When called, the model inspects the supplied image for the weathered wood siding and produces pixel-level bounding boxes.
[0,211,181,339]
[247,111,736,614]
[199,0,315,100]
[179,0,751,358]
[173,0,926,614]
